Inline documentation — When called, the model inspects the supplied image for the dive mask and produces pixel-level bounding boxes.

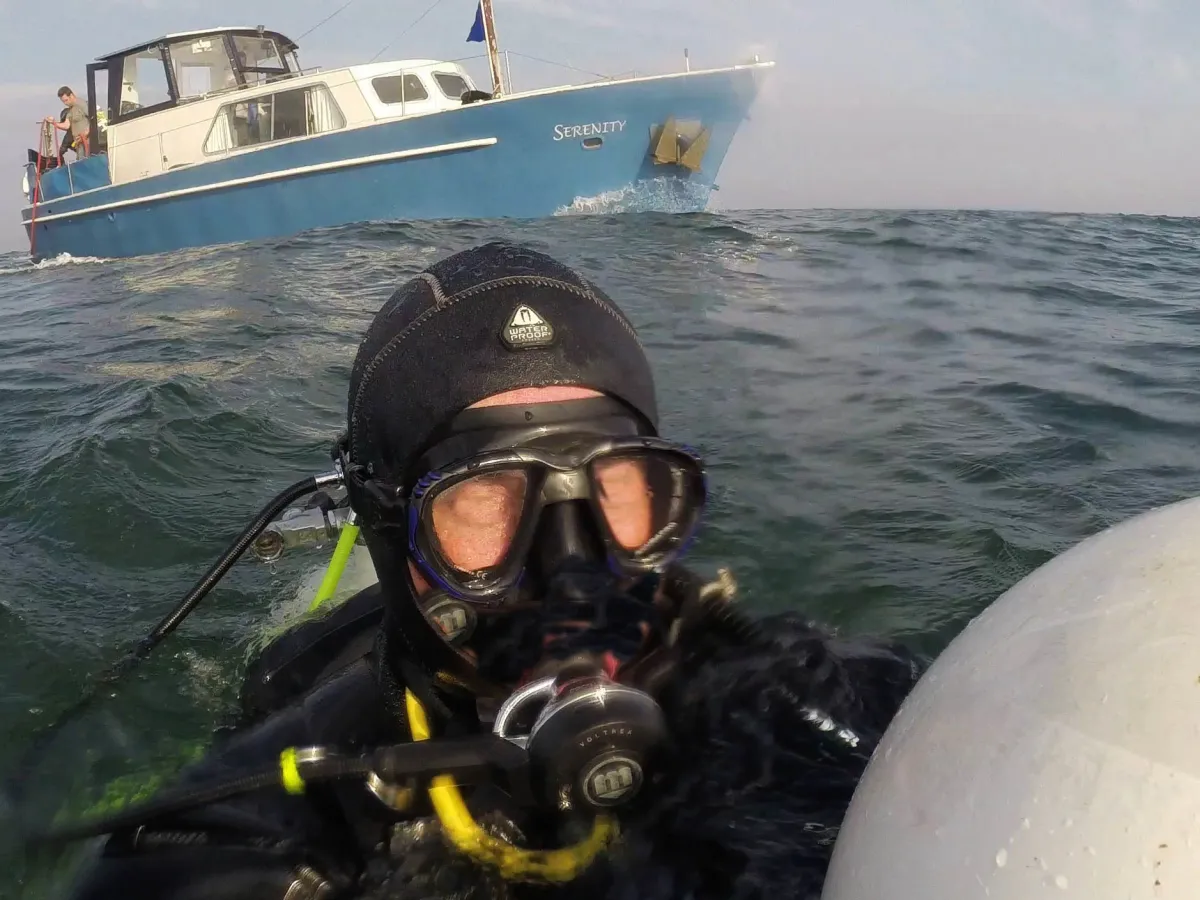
[343,396,707,605]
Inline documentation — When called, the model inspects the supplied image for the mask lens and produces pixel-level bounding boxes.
[429,468,530,574]
[412,441,704,601]
[590,450,698,561]
[592,455,655,550]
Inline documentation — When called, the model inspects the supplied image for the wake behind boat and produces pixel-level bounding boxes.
[20,4,773,260]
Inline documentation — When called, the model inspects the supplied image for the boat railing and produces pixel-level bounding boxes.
[448,50,644,91]
[172,68,318,111]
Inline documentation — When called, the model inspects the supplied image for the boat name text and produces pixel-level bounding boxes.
[553,120,626,141]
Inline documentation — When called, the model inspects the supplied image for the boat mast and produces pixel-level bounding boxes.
[480,0,505,96]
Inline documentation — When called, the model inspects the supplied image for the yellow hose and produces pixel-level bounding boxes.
[405,689,617,882]
[310,519,615,882]
[308,518,360,613]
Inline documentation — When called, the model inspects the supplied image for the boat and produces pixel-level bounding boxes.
[19,4,774,260]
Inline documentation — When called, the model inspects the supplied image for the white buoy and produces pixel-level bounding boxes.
[823,495,1200,900]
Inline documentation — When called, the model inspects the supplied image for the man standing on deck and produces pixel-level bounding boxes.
[44,86,90,160]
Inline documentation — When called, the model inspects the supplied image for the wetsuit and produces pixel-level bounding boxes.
[65,575,927,900]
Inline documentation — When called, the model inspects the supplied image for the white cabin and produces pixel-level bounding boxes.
[83,28,485,188]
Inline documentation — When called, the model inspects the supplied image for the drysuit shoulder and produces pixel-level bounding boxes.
[67,660,399,900]
[66,847,316,900]
[237,585,386,724]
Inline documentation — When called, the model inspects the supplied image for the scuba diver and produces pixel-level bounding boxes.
[61,242,926,900]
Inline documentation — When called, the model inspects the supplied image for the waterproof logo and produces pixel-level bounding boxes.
[583,756,643,806]
[502,304,555,350]
[422,596,477,645]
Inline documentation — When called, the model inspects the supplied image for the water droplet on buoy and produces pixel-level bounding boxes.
[995,849,1008,868]
[1054,874,1069,890]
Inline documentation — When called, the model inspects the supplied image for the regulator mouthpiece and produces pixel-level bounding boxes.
[493,666,668,813]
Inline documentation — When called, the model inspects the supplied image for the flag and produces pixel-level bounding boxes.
[467,2,485,42]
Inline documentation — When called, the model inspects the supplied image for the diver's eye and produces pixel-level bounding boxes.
[593,456,653,550]
[430,470,529,572]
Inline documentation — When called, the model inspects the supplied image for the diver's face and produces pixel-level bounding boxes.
[406,385,656,598]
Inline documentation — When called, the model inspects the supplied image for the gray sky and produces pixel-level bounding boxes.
[3,0,1200,251]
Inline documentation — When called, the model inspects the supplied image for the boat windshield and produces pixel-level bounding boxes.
[114,49,172,115]
[168,36,237,99]
[233,35,288,85]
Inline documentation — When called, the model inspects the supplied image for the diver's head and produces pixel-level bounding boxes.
[340,242,706,692]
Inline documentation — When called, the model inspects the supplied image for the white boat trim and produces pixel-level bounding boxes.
[22,59,774,217]
[24,137,498,226]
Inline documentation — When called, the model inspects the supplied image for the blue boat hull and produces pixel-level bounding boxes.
[22,65,766,260]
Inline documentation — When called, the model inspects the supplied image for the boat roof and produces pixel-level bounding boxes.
[97,27,299,62]
[350,59,466,75]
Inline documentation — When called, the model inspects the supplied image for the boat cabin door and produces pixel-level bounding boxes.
[86,61,109,154]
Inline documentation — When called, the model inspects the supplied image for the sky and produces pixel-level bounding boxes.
[3,0,1200,250]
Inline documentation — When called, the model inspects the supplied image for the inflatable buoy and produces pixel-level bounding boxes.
[823,496,1200,900]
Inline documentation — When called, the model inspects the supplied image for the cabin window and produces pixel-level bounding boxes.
[114,48,172,115]
[233,35,288,85]
[203,84,346,155]
[433,72,469,101]
[168,37,237,99]
[372,74,429,104]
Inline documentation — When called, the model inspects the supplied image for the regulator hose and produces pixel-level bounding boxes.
[28,748,373,845]
[139,474,338,651]
[6,473,339,805]
[27,731,529,847]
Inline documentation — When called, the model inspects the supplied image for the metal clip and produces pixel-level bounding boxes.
[251,503,355,562]
[492,676,557,750]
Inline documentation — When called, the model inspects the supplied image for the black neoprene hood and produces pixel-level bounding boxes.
[347,241,659,483]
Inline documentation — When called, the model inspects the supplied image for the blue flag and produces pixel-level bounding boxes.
[467,2,485,42]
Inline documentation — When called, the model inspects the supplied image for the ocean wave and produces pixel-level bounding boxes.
[0,251,108,276]
[554,177,714,216]
[4,209,1200,897]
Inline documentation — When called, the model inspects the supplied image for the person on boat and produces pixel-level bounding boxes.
[66,242,925,900]
[44,87,90,160]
